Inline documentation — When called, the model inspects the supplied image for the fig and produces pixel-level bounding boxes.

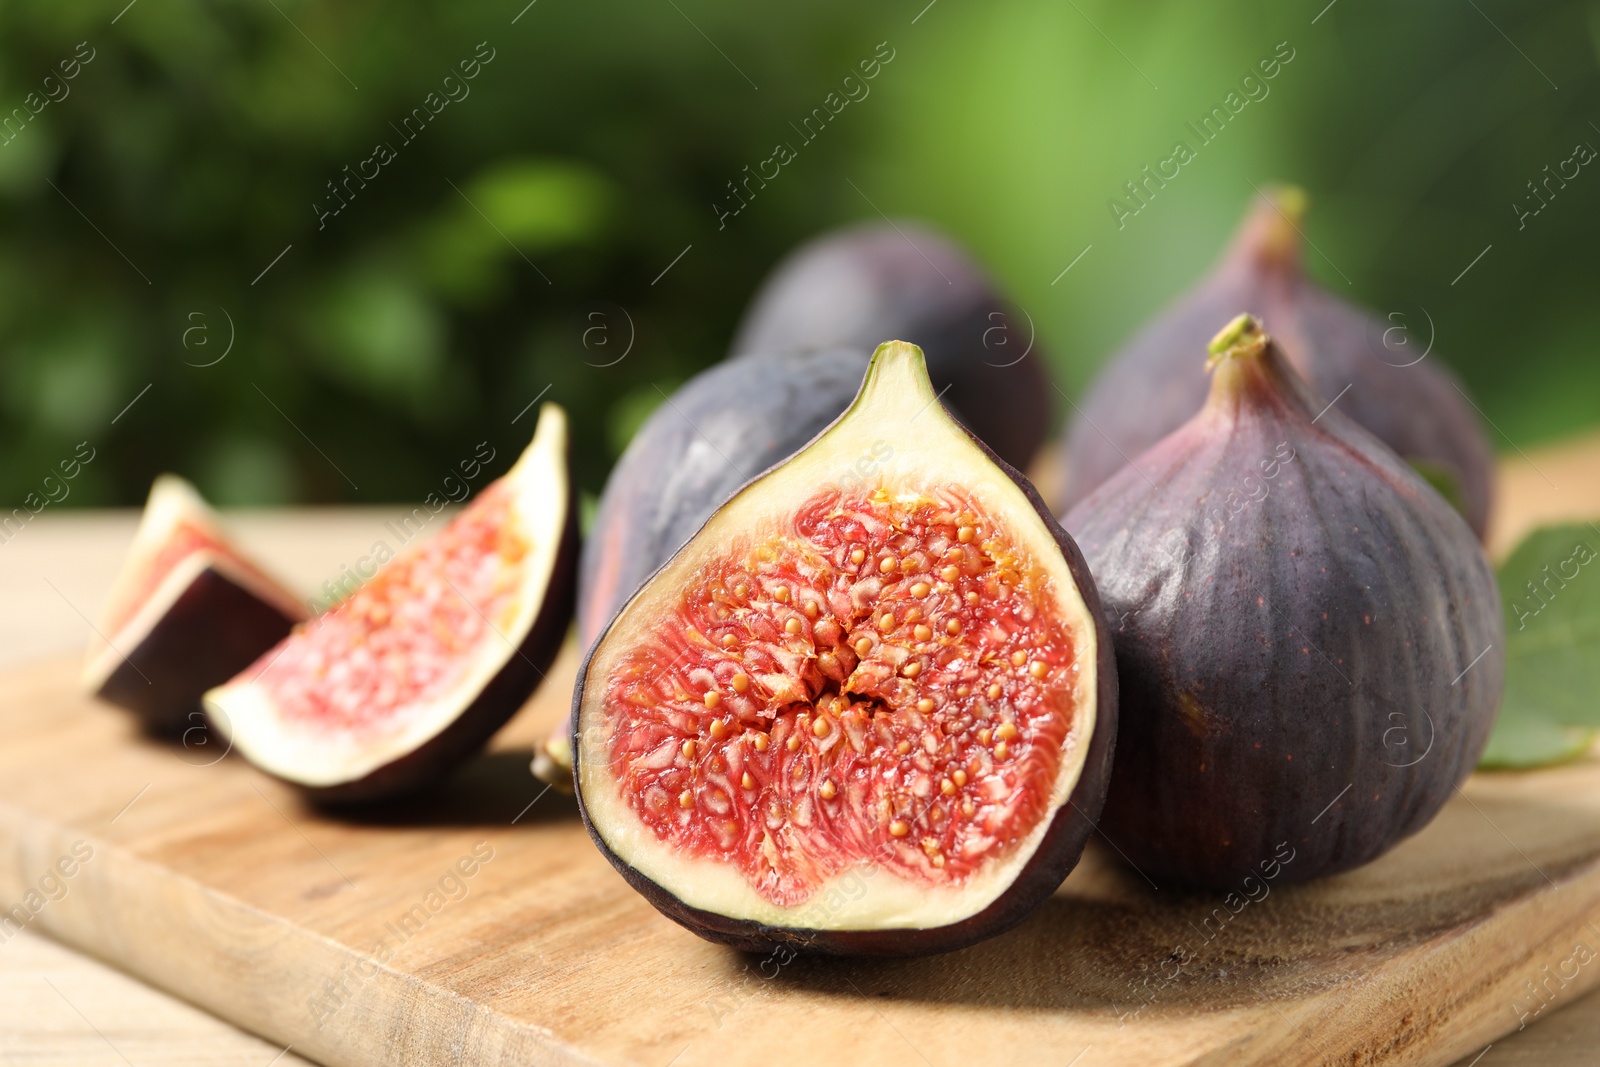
[205,405,577,804]
[731,220,1054,472]
[1065,314,1503,888]
[82,475,308,734]
[1059,187,1495,537]
[572,341,1115,956]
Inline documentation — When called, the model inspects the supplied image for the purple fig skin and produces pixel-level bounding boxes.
[95,566,301,736]
[1064,314,1503,890]
[572,370,1117,956]
[731,220,1054,472]
[1059,189,1495,538]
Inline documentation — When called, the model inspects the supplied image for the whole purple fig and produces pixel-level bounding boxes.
[732,220,1054,472]
[1060,188,1495,538]
[1065,314,1503,888]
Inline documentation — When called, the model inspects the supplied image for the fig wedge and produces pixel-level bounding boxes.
[205,405,577,804]
[82,475,307,734]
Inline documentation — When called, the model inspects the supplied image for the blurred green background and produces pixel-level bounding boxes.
[2,0,1596,509]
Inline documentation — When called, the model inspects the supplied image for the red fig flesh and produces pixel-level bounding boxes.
[206,406,577,803]
[574,343,1115,955]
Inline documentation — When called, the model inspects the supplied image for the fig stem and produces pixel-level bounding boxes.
[1273,184,1309,221]
[1249,184,1308,268]
[1206,313,1267,362]
[1203,314,1274,410]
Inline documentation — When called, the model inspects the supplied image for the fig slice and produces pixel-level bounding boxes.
[82,475,308,734]
[205,405,577,804]
[573,342,1115,956]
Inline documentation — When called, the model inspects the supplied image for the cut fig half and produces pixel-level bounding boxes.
[573,342,1116,956]
[205,405,577,804]
[82,475,308,734]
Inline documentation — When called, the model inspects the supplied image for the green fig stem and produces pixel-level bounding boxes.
[1206,313,1262,359]
[1203,314,1273,409]
[1271,184,1309,224]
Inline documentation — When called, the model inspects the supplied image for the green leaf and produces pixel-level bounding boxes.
[1479,522,1600,769]
[468,160,612,248]
[1497,524,1600,723]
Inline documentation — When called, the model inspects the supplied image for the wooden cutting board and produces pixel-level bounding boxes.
[2,435,1598,1067]
[4,649,1600,1067]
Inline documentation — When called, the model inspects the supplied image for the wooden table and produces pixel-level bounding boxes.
[1,431,1598,1066]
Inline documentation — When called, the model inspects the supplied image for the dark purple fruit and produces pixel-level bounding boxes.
[1065,315,1503,888]
[205,406,577,804]
[732,220,1054,472]
[82,475,307,735]
[573,341,1116,956]
[1060,187,1495,537]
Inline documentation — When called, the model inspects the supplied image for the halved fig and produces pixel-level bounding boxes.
[82,475,307,734]
[205,405,577,804]
[573,343,1115,956]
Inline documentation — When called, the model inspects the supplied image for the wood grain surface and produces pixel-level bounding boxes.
[0,928,313,1067]
[0,434,1597,1067]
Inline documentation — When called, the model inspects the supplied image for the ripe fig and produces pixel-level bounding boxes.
[731,220,1054,472]
[573,341,1115,956]
[205,406,577,804]
[1065,315,1503,888]
[82,475,308,735]
[1059,187,1494,537]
